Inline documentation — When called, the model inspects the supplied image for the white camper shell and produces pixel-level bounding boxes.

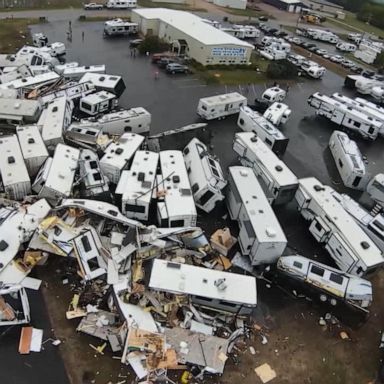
[106,0,137,8]
[336,41,357,52]
[367,174,384,207]
[227,166,287,265]
[263,102,291,125]
[261,87,286,104]
[157,150,197,228]
[197,92,247,120]
[277,255,372,311]
[237,106,289,156]
[100,132,144,184]
[295,177,384,276]
[103,19,138,37]
[233,132,298,205]
[182,138,227,213]
[36,144,80,205]
[96,108,151,135]
[0,97,42,126]
[62,65,106,80]
[80,73,126,97]
[307,92,381,140]
[16,125,48,178]
[0,135,31,200]
[115,150,159,221]
[329,130,368,190]
[149,259,257,316]
[79,91,118,116]
[40,81,96,105]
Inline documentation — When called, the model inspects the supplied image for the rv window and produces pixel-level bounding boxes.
[191,183,199,194]
[373,220,384,232]
[81,102,92,111]
[314,221,323,232]
[194,295,213,302]
[170,220,184,227]
[293,261,303,269]
[86,130,97,136]
[183,147,190,155]
[352,176,361,187]
[239,118,244,126]
[89,161,98,169]
[310,265,324,277]
[218,300,237,308]
[368,127,374,134]
[199,190,215,206]
[338,159,343,168]
[93,173,102,181]
[329,273,343,285]
[353,121,361,128]
[202,105,207,111]
[125,204,145,213]
[265,138,272,146]
[81,235,92,252]
[243,220,255,238]
[187,167,191,174]
[107,209,118,217]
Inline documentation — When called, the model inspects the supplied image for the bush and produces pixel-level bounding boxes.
[266,59,297,79]
[138,35,169,55]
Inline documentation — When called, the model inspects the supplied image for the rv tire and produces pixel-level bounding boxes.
[330,298,337,306]
[320,294,327,302]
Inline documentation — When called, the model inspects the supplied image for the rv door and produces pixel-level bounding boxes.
[309,217,330,242]
[331,109,345,125]
[295,187,310,211]
[233,138,247,157]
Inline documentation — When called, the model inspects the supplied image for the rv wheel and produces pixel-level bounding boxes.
[330,298,337,306]
[320,294,327,302]
[172,71,175,74]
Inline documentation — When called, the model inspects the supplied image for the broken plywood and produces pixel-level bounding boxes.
[255,363,277,383]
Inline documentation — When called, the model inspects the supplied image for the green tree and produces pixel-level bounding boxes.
[138,36,169,55]
[374,51,384,72]
[266,60,297,79]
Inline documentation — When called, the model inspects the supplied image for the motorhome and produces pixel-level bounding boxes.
[99,132,144,184]
[233,132,298,205]
[35,144,80,205]
[277,255,372,311]
[0,97,42,126]
[149,259,257,316]
[263,102,291,125]
[103,19,138,37]
[80,73,126,97]
[157,150,197,228]
[96,108,151,135]
[40,81,96,105]
[65,121,103,147]
[307,29,338,44]
[78,149,110,199]
[38,96,74,147]
[79,91,118,116]
[106,0,137,8]
[366,174,384,207]
[307,92,381,140]
[261,87,286,103]
[0,135,31,200]
[182,137,227,213]
[336,41,357,52]
[227,166,287,265]
[16,125,49,178]
[115,150,159,221]
[295,177,384,276]
[237,106,289,156]
[62,65,106,80]
[196,92,247,120]
[329,130,368,190]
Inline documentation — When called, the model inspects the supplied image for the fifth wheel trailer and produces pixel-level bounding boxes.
[295,177,384,276]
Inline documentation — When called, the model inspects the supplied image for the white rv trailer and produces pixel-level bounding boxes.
[115,150,159,221]
[332,192,384,253]
[40,81,96,105]
[99,132,144,184]
[261,87,286,103]
[36,144,80,205]
[329,130,367,190]
[0,97,42,126]
[304,65,326,79]
[0,64,32,84]
[371,86,384,102]
[233,132,298,205]
[149,259,257,316]
[62,65,106,80]
[259,46,288,61]
[232,24,260,39]
[307,92,381,140]
[355,77,383,95]
[65,121,103,146]
[106,0,137,8]
[54,62,79,74]
[237,106,289,156]
[96,107,151,135]
[196,92,247,120]
[182,137,227,213]
[103,19,138,37]
[0,135,31,200]
[33,32,48,47]
[80,73,126,97]
[277,255,372,311]
[336,41,357,52]
[367,174,384,207]
[79,91,118,116]
[295,177,384,276]
[0,53,48,69]
[16,125,48,178]
[38,96,74,147]
[307,29,338,44]
[0,88,18,99]
[78,149,110,198]
[157,150,197,228]
[227,166,287,265]
[263,102,291,126]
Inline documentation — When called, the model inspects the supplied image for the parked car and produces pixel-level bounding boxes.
[84,2,103,9]
[308,45,319,52]
[259,16,268,22]
[158,57,177,68]
[341,59,355,68]
[166,63,190,74]
[330,55,344,63]
[266,28,278,35]
[151,52,177,64]
[315,49,328,56]
[351,66,364,74]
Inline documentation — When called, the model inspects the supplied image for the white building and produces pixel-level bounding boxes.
[131,8,254,66]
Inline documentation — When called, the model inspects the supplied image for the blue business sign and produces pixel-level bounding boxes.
[211,47,246,57]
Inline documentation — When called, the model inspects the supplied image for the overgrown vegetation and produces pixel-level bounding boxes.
[138,35,169,55]
[0,0,83,10]
[374,51,384,72]
[266,59,297,80]
[357,3,384,31]
[137,0,206,12]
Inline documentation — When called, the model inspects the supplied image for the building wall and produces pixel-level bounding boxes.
[213,0,247,10]
[302,0,343,14]
[131,14,160,35]
[152,0,186,4]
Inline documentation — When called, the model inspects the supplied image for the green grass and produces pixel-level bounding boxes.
[0,18,40,53]
[0,0,83,11]
[218,6,270,18]
[137,0,206,11]
[78,15,130,22]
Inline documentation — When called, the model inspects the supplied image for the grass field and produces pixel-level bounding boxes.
[137,0,206,11]
[0,0,83,11]
[219,6,268,18]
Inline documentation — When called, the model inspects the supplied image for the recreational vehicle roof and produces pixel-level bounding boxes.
[149,258,257,306]
[104,19,138,28]
[16,125,48,160]
[0,72,60,90]
[63,65,106,78]
[80,72,124,89]
[0,89,18,99]
[80,91,116,105]
[97,107,150,125]
[0,98,41,121]
[298,177,383,268]
[199,92,246,106]
[229,166,286,244]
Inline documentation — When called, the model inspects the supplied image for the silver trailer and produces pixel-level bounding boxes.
[80,72,126,97]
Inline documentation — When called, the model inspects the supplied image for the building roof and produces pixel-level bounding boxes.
[133,8,254,48]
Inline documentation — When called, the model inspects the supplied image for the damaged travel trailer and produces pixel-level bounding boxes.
[0,285,30,326]
[99,132,144,184]
[16,125,49,178]
[62,65,106,80]
[65,121,103,146]
[80,73,126,97]
[295,177,384,276]
[329,130,368,190]
[149,259,257,315]
[367,174,384,207]
[307,92,381,140]
[40,81,96,105]
[237,106,289,156]
[183,138,227,213]
[197,92,247,120]
[0,135,31,200]
[103,19,138,37]
[227,166,287,265]
[263,102,291,126]
[233,132,298,205]
[79,91,118,116]
[115,150,159,221]
[157,150,197,228]
[0,97,42,126]
[277,255,372,311]
[261,87,286,103]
